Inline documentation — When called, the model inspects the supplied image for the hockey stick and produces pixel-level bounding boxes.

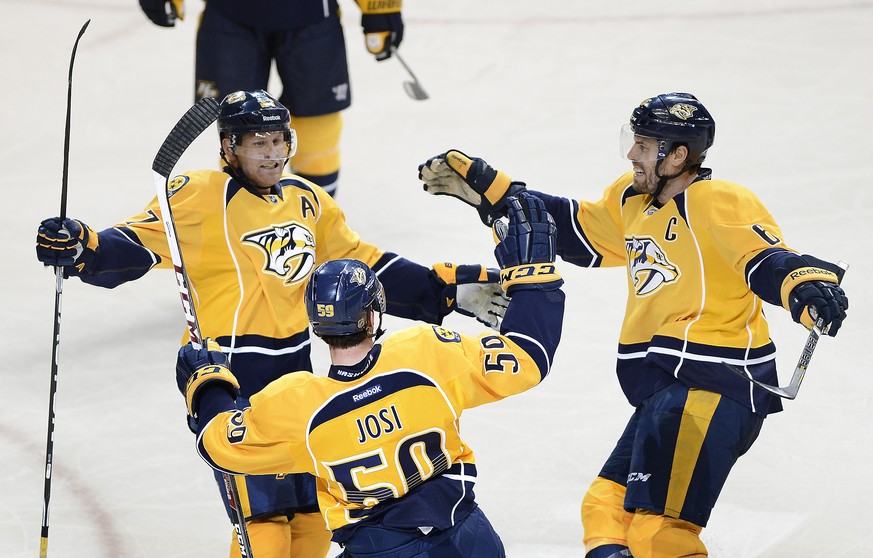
[39,19,90,558]
[152,97,254,557]
[391,46,429,100]
[725,261,849,400]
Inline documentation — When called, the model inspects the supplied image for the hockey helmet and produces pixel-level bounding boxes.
[621,92,715,167]
[305,259,387,337]
[218,90,297,158]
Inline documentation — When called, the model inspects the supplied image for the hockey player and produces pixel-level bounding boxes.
[138,0,404,196]
[174,191,565,557]
[35,90,507,558]
[416,92,849,558]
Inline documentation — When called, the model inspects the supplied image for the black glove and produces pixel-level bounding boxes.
[789,281,848,336]
[36,217,98,271]
[175,339,240,428]
[139,0,182,27]
[419,150,527,227]
[361,12,403,61]
[493,192,561,294]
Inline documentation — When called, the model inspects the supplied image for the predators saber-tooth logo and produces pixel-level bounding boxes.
[242,222,316,285]
[626,236,680,296]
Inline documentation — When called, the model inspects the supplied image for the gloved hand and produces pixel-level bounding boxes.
[493,192,562,294]
[431,263,508,330]
[418,149,527,227]
[139,0,184,27]
[789,281,848,336]
[36,217,98,271]
[176,339,240,427]
[360,5,403,61]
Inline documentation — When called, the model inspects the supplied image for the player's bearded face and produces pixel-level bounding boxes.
[233,131,293,189]
[623,132,661,194]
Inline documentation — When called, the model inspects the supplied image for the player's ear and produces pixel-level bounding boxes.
[670,144,689,167]
[221,137,238,166]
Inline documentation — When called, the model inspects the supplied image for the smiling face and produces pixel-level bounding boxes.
[626,134,663,194]
[223,130,293,190]
[620,125,689,196]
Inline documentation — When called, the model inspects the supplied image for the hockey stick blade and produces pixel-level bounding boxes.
[152,97,220,348]
[726,260,848,400]
[391,47,429,100]
[153,97,220,178]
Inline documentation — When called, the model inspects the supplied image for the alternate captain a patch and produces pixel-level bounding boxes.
[626,236,680,296]
[242,221,316,285]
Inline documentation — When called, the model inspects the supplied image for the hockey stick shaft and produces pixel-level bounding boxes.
[390,47,428,100]
[152,97,254,557]
[40,19,90,558]
[726,260,849,399]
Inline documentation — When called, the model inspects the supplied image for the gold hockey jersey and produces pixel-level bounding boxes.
[194,285,563,540]
[72,169,448,395]
[536,170,797,414]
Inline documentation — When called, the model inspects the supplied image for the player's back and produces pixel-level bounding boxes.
[238,322,546,540]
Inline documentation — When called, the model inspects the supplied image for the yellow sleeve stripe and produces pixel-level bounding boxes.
[780,266,839,309]
[500,263,561,291]
[186,365,240,416]
[431,263,457,285]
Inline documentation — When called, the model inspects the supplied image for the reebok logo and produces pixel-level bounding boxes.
[353,385,382,402]
[789,267,837,281]
[262,115,281,121]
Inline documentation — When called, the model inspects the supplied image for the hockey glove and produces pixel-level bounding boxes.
[431,263,508,330]
[494,192,562,295]
[358,0,403,61]
[36,217,98,273]
[780,254,849,336]
[139,0,184,27]
[788,281,848,336]
[176,339,240,426]
[418,149,527,227]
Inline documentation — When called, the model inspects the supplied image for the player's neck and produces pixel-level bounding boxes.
[329,342,374,367]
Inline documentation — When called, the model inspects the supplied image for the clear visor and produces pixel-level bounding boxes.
[619,123,662,162]
[232,130,298,162]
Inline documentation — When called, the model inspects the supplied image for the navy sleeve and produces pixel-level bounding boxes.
[372,252,448,325]
[195,384,239,436]
[68,227,160,288]
[529,190,604,268]
[746,249,843,307]
[500,288,566,381]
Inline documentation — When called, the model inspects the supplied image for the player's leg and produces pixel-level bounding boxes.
[289,113,342,196]
[288,512,332,557]
[273,14,351,197]
[229,516,290,558]
[214,469,329,558]
[625,511,706,558]
[582,412,637,558]
[623,384,765,558]
[194,4,271,102]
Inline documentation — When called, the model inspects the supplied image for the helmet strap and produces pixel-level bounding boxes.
[371,309,386,342]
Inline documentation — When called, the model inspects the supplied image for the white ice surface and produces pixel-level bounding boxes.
[2,1,872,556]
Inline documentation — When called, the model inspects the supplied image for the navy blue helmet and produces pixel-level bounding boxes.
[218,89,296,156]
[305,259,387,337]
[629,92,715,166]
